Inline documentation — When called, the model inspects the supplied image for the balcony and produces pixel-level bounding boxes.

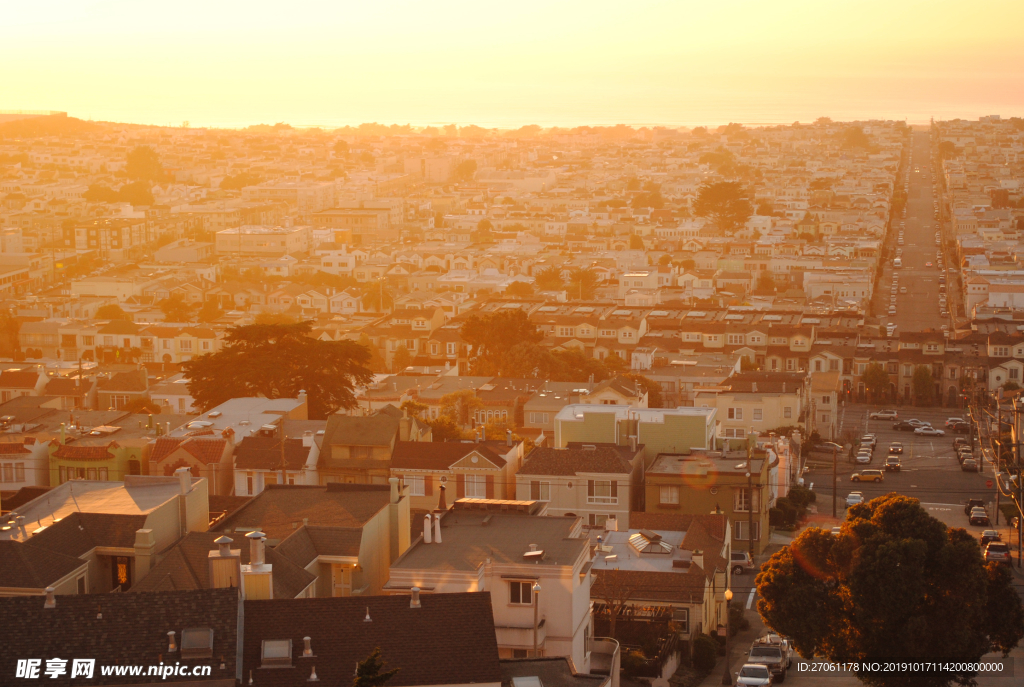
[589,638,620,687]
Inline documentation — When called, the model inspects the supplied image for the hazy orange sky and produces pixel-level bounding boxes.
[3,0,1023,128]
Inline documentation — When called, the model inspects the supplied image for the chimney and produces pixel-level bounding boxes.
[44,586,56,608]
[691,549,704,570]
[209,536,242,589]
[297,389,307,406]
[134,529,157,580]
[436,484,447,511]
[629,435,637,452]
[247,531,266,566]
[303,637,313,657]
[506,429,512,447]
[423,514,432,543]
[480,425,486,442]
[302,430,313,447]
[174,466,192,495]
[752,382,757,393]
[389,477,400,504]
[410,586,422,609]
[433,513,442,544]
[168,630,177,653]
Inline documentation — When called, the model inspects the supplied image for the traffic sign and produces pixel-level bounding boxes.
[986,480,993,488]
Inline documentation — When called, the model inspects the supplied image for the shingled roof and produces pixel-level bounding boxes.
[233,436,310,471]
[241,592,500,687]
[26,512,150,558]
[150,436,228,466]
[0,588,239,685]
[274,525,364,567]
[391,441,506,470]
[96,369,148,393]
[0,540,86,589]
[216,484,391,541]
[130,531,315,599]
[519,446,633,476]
[0,369,41,389]
[591,568,707,605]
[629,512,728,542]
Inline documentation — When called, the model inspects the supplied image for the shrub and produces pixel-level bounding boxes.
[691,634,718,671]
[729,605,751,636]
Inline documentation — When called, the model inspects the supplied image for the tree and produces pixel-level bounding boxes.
[472,218,493,242]
[400,399,428,418]
[182,321,373,420]
[629,234,645,250]
[567,267,600,300]
[118,181,155,206]
[938,140,957,160]
[428,416,464,442]
[83,184,121,203]
[333,139,349,156]
[126,145,163,182]
[439,389,482,427]
[353,648,399,687]
[196,299,224,323]
[504,281,534,298]
[452,160,477,182]
[591,569,636,640]
[623,373,663,408]
[757,494,1024,687]
[219,172,261,191]
[693,181,753,235]
[361,282,394,312]
[391,345,413,373]
[461,309,543,375]
[0,309,21,358]
[159,294,193,322]
[912,365,935,406]
[756,271,776,292]
[96,304,131,321]
[841,126,871,150]
[861,362,890,403]
[990,189,1011,209]
[534,266,564,291]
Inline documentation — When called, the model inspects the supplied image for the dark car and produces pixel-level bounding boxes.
[951,422,972,434]
[970,508,990,526]
[885,456,901,472]
[961,458,978,472]
[888,442,903,454]
[953,438,970,450]
[964,499,985,515]
[981,530,1001,547]
[892,421,917,431]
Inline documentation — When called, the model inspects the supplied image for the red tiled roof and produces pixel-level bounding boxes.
[150,436,226,465]
[0,442,31,455]
[52,443,117,461]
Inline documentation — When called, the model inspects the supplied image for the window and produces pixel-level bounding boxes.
[202,340,210,351]
[559,327,574,337]
[179,340,192,352]
[465,474,486,498]
[98,467,107,481]
[509,581,534,605]
[261,640,292,667]
[1011,369,1020,380]
[446,342,457,356]
[82,336,94,346]
[829,359,839,371]
[246,472,254,495]
[727,407,743,420]
[814,360,822,372]
[430,343,439,355]
[0,463,12,482]
[753,408,762,422]
[530,412,550,424]
[404,475,425,496]
[103,336,114,346]
[820,412,830,423]
[530,481,550,501]
[734,488,760,513]
[110,394,130,410]
[784,407,792,419]
[734,520,761,541]
[786,359,795,371]
[587,480,617,504]
[660,485,679,505]
[589,514,609,528]
[821,395,831,405]
[728,334,744,345]
[673,607,689,634]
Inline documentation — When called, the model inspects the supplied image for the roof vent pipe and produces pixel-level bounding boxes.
[246,530,266,566]
[167,630,177,653]
[423,514,432,544]
[43,587,55,608]
[433,513,442,544]
[410,586,422,609]
[303,637,313,657]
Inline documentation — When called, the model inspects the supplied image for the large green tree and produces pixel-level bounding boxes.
[912,365,935,406]
[159,294,193,322]
[182,321,373,419]
[693,181,753,234]
[567,267,600,300]
[861,362,890,403]
[460,309,543,375]
[757,494,1023,687]
[534,266,565,291]
[0,309,21,358]
[126,145,163,182]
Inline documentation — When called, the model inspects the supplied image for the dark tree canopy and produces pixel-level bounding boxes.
[353,647,399,687]
[159,294,193,322]
[861,362,890,402]
[567,267,600,300]
[534,266,565,291]
[95,304,131,321]
[460,309,543,375]
[757,494,1024,687]
[126,145,163,182]
[182,321,373,420]
[693,181,753,234]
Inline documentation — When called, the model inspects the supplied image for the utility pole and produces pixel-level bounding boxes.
[832,443,838,519]
[747,439,755,560]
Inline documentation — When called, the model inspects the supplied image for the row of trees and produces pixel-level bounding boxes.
[860,362,945,406]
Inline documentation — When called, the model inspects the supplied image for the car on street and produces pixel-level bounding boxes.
[755,634,794,669]
[981,530,1001,547]
[961,458,978,472]
[984,542,1012,565]
[748,642,787,682]
[964,499,985,515]
[885,456,901,472]
[736,664,773,686]
[851,469,884,483]
[846,492,864,507]
[951,422,971,434]
[926,261,933,267]
[731,551,756,575]
[954,438,971,450]
[888,441,903,454]
[860,435,876,450]
[870,409,898,420]
[855,450,872,464]
[892,421,917,431]
[970,507,990,526]
[907,419,929,427]
[914,426,945,436]
[944,417,966,428]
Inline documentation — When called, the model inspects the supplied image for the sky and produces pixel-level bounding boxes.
[2,0,1023,129]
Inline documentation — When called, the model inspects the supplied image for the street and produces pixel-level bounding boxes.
[871,130,952,333]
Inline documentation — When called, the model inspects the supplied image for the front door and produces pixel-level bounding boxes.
[332,565,351,597]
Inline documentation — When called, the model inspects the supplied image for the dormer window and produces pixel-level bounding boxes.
[261,639,292,668]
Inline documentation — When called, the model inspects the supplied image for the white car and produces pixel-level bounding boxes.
[847,492,865,507]
[914,426,945,436]
[869,409,898,420]
[736,664,773,686]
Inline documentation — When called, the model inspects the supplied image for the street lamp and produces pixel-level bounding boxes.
[721,588,734,685]
[532,582,542,657]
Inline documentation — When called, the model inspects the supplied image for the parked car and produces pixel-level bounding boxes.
[981,530,1002,547]
[953,438,971,450]
[731,551,756,575]
[985,542,1012,565]
[736,664,773,686]
[885,456,901,472]
[964,499,985,515]
[944,417,966,428]
[970,507,990,526]
[754,634,793,669]
[855,450,872,464]
[851,469,884,483]
[888,442,903,454]
[748,642,787,682]
[846,492,865,507]
[961,458,978,472]
[951,422,972,434]
[907,419,929,427]
[914,427,945,436]
[869,409,898,420]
